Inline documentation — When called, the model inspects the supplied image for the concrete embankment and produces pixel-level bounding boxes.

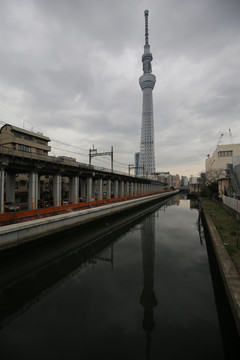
[201,202,240,337]
[0,191,178,253]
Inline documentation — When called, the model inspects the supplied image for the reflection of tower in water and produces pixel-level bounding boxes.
[140,215,157,359]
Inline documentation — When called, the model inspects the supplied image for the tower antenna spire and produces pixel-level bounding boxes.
[139,9,156,176]
[144,9,149,46]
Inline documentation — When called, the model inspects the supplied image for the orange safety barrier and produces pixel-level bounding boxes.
[0,213,16,222]
[15,210,36,218]
[0,190,174,226]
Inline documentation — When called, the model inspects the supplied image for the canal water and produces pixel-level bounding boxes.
[0,194,239,359]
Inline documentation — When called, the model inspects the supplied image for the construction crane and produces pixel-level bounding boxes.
[229,128,233,143]
[207,133,224,158]
[217,133,224,146]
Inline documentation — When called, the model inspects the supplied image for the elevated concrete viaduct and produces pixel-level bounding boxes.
[0,145,165,213]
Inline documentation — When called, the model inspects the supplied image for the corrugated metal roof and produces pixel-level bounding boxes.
[11,125,51,141]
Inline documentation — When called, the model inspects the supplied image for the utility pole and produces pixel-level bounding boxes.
[89,145,114,172]
[89,145,97,165]
[128,164,144,176]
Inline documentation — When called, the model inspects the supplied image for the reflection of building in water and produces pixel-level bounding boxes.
[173,195,180,205]
[190,199,199,209]
[140,215,157,359]
[167,196,180,206]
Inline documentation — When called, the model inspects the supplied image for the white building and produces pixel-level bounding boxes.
[189,175,198,185]
[181,176,188,187]
[206,144,240,174]
[205,143,240,197]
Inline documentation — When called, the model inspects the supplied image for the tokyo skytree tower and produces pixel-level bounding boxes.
[139,10,156,176]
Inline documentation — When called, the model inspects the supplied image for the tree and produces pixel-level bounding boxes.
[204,168,226,185]
[200,169,226,197]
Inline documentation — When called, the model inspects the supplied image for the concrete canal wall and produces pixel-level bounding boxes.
[201,203,240,337]
[0,190,178,252]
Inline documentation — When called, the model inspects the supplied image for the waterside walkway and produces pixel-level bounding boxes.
[201,200,240,338]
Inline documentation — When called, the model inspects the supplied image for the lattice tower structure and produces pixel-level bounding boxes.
[139,9,156,176]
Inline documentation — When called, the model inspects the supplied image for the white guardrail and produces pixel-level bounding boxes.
[222,195,240,214]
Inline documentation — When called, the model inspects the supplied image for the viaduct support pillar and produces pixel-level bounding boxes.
[0,168,4,213]
[87,177,93,202]
[53,174,61,207]
[71,176,79,204]
[114,180,118,198]
[98,179,103,201]
[6,174,15,203]
[28,172,38,210]
[137,183,141,195]
[125,181,129,197]
[134,183,138,196]
[92,179,96,200]
[119,181,124,198]
[38,178,41,199]
[80,179,86,201]
[130,182,134,196]
[106,180,111,200]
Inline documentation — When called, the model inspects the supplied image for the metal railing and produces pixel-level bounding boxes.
[222,195,240,214]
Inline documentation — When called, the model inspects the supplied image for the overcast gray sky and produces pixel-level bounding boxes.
[0,0,239,177]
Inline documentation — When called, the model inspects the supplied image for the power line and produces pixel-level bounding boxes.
[51,146,87,157]
[51,139,87,152]
[0,109,132,170]
[0,103,26,124]
[114,159,129,166]
[92,155,128,169]
[50,147,129,169]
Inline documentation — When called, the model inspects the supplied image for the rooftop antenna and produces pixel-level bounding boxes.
[229,128,233,143]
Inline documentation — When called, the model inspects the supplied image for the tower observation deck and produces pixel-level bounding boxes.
[139,10,156,176]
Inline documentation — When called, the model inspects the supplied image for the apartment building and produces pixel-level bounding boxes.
[0,124,52,203]
[0,123,51,155]
[166,174,181,189]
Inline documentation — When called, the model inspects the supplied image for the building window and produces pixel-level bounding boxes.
[36,149,43,155]
[218,150,233,158]
[20,180,27,187]
[14,133,21,138]
[18,144,31,152]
